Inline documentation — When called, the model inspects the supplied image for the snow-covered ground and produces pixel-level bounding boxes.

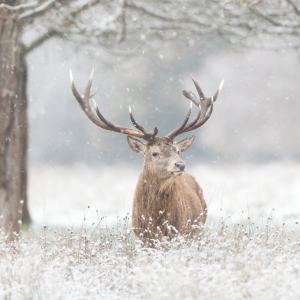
[1,208,300,300]
[1,162,300,299]
[28,162,300,228]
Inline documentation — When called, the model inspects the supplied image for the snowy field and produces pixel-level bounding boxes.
[1,162,300,299]
[1,203,300,299]
[28,162,300,228]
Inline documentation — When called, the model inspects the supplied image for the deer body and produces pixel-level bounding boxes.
[132,166,207,236]
[70,70,223,238]
[128,136,207,236]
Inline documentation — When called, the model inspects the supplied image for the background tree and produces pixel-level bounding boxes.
[0,0,299,236]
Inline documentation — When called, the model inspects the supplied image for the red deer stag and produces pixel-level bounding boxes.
[70,70,223,237]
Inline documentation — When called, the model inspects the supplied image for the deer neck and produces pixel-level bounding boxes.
[139,165,176,204]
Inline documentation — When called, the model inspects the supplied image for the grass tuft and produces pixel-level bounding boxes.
[1,208,300,299]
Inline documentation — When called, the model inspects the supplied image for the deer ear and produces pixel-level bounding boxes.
[174,135,195,153]
[127,136,146,157]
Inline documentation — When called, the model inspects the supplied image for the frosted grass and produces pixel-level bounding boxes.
[1,210,300,299]
[13,162,300,299]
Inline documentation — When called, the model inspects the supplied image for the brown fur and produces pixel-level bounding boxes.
[128,136,207,237]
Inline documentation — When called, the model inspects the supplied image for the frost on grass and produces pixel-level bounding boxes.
[1,212,300,299]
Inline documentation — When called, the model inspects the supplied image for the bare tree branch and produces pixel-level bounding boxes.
[22,28,57,56]
[19,0,56,20]
[22,0,126,55]
[248,7,285,27]
[21,1,100,55]
[115,0,127,42]
[18,0,300,55]
[286,0,300,18]
[0,2,38,11]
[127,0,207,29]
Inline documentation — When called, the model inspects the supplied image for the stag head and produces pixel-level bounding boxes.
[127,136,195,180]
[70,70,224,178]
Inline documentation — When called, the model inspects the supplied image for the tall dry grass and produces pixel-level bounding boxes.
[1,207,300,299]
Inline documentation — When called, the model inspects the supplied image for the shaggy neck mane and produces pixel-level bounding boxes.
[138,164,177,213]
[158,176,176,195]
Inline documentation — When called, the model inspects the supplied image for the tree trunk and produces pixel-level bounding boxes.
[18,56,30,225]
[0,2,30,237]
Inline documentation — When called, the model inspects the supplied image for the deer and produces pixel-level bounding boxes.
[70,70,223,238]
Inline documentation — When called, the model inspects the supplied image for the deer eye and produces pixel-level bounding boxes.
[152,152,158,157]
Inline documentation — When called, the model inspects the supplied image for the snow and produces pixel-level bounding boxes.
[1,204,300,299]
[28,162,300,227]
[0,162,299,299]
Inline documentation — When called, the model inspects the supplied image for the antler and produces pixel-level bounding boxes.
[167,75,223,140]
[70,69,158,143]
[183,75,224,120]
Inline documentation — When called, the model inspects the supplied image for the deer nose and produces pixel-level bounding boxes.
[175,163,185,172]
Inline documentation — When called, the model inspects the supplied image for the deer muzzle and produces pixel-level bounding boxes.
[175,163,186,172]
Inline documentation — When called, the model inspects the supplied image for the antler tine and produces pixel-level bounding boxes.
[182,76,224,120]
[129,106,158,138]
[70,70,111,130]
[213,79,224,102]
[70,70,83,105]
[129,106,147,135]
[70,69,98,105]
[93,101,158,142]
[93,99,118,130]
[182,90,200,106]
[167,102,192,140]
[182,104,201,132]
[167,103,202,140]
[89,87,98,99]
[84,68,94,100]
[182,97,214,134]
[86,70,99,99]
[190,74,205,100]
